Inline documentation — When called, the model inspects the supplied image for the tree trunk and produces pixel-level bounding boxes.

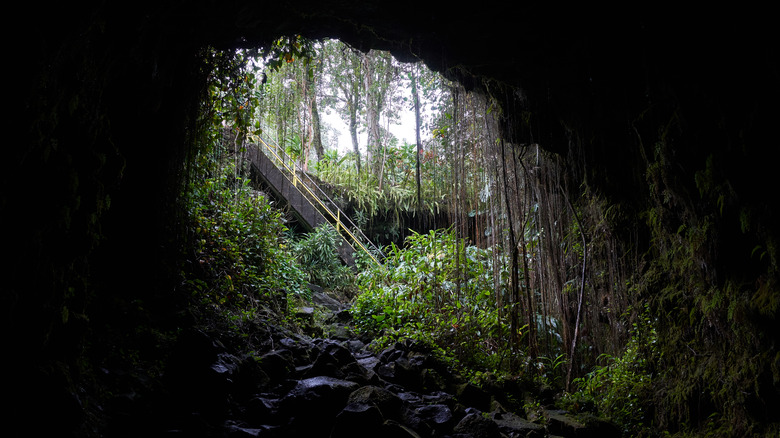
[363,53,380,174]
[311,94,324,161]
[348,96,361,172]
[500,139,522,362]
[304,57,325,162]
[516,152,538,362]
[564,186,587,392]
[412,67,422,210]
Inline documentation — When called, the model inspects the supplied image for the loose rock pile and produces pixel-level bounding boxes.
[102,292,620,437]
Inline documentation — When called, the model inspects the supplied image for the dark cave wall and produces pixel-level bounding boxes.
[6,4,219,425]
[6,1,779,433]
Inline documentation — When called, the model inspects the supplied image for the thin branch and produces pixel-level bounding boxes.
[562,182,587,392]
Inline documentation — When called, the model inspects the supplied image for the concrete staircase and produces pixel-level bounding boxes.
[244,139,381,267]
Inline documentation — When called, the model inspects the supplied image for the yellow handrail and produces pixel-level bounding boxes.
[251,135,383,267]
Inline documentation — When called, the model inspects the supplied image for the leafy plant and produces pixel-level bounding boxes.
[563,304,657,436]
[181,161,307,313]
[351,228,516,374]
[537,353,568,389]
[292,224,353,291]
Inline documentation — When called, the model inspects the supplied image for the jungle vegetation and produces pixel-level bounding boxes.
[177,37,780,437]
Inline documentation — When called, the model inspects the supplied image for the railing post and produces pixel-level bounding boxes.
[252,135,383,267]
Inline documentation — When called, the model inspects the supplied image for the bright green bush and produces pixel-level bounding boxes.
[351,228,513,372]
[292,224,353,291]
[563,304,657,436]
[181,164,307,310]
[313,142,446,224]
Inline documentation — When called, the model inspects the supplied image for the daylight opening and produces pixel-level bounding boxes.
[183,35,642,402]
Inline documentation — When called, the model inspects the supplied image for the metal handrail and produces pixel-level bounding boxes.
[248,132,384,267]
[258,134,378,251]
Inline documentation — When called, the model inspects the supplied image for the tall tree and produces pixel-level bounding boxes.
[321,40,365,172]
[256,35,317,161]
[410,63,422,209]
[361,50,396,174]
[305,54,325,161]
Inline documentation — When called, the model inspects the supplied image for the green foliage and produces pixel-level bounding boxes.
[181,161,307,312]
[182,47,311,316]
[351,228,516,374]
[256,39,458,234]
[536,353,568,389]
[313,142,446,223]
[638,136,780,436]
[199,49,265,146]
[292,224,353,291]
[563,304,657,436]
[261,35,316,73]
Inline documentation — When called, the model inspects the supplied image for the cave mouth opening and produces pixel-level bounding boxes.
[192,36,516,250]
[10,5,780,436]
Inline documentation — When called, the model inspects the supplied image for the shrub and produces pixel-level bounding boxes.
[563,304,657,436]
[181,164,307,311]
[351,228,512,373]
[292,224,354,291]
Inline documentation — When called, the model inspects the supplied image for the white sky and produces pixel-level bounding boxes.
[322,103,425,156]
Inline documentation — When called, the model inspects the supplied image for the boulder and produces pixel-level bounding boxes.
[295,306,315,323]
[342,339,365,353]
[456,382,492,412]
[278,337,316,366]
[243,395,279,424]
[305,341,366,381]
[490,411,545,438]
[280,376,361,437]
[326,323,353,340]
[413,403,454,431]
[379,345,405,363]
[544,410,622,438]
[284,376,361,406]
[452,412,502,438]
[224,421,265,437]
[376,355,419,388]
[544,409,590,437]
[311,290,344,312]
[233,354,271,396]
[256,349,295,381]
[347,385,404,420]
[421,390,456,409]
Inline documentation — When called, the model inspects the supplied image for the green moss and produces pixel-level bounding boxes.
[636,136,780,436]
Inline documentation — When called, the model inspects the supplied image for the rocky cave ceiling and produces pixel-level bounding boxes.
[26,3,774,154]
[136,2,774,158]
[16,2,777,208]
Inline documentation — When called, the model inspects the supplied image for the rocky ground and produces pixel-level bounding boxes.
[98,290,620,437]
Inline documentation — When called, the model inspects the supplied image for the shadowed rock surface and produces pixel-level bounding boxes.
[7,2,779,436]
[104,294,620,437]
